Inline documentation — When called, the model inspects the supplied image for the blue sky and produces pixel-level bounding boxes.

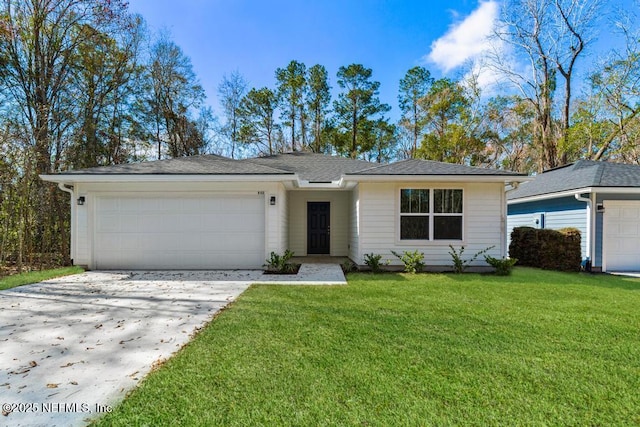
[128,0,634,122]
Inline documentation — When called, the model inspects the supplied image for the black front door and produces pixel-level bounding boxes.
[307,202,330,254]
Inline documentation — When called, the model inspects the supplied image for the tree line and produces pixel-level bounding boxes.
[1,0,639,270]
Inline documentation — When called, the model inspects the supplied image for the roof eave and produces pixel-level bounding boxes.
[40,174,295,184]
[344,174,531,183]
[507,187,594,204]
[507,186,640,204]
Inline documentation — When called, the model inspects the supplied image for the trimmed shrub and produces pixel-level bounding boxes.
[509,227,581,272]
[509,227,539,267]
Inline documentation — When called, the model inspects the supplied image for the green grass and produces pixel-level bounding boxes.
[94,268,640,426]
[0,266,84,290]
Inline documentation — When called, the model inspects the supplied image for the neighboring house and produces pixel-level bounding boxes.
[41,152,527,270]
[507,160,640,272]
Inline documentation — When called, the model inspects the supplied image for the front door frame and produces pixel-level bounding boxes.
[307,201,330,255]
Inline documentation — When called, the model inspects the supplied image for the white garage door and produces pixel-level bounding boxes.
[94,194,265,269]
[603,200,640,272]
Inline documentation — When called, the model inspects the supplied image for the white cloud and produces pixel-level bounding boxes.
[427,1,500,73]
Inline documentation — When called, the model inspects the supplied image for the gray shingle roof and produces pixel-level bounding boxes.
[242,152,376,182]
[347,159,525,176]
[59,154,293,175]
[508,160,640,200]
[54,152,525,180]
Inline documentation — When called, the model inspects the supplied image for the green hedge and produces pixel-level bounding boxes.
[509,227,582,272]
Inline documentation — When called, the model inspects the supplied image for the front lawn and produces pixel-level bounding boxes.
[0,266,84,291]
[94,268,640,426]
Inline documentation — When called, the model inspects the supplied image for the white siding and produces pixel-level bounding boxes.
[266,183,288,255]
[349,185,361,262]
[357,182,505,268]
[74,192,89,266]
[278,184,288,254]
[465,183,504,260]
[74,181,283,269]
[358,182,396,265]
[287,190,350,256]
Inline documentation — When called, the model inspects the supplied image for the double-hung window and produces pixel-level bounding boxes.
[399,188,463,241]
[400,189,430,239]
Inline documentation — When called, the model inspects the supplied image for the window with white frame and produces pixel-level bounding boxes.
[400,188,463,241]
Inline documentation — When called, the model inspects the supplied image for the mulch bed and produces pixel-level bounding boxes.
[262,263,301,275]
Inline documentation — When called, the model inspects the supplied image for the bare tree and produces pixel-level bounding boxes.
[491,0,601,171]
[551,0,602,164]
[218,70,247,159]
[0,0,130,173]
[586,12,640,162]
[0,0,131,267]
[147,32,205,159]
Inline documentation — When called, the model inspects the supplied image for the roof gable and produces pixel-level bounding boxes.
[241,152,375,182]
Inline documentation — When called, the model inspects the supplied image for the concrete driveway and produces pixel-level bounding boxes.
[0,270,260,427]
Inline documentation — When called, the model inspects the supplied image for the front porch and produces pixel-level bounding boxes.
[286,190,352,257]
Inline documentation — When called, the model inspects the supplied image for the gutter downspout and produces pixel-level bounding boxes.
[501,184,508,258]
[57,183,75,264]
[574,193,592,264]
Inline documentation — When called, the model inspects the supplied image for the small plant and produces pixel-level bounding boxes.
[341,259,357,274]
[485,256,518,276]
[363,253,388,273]
[448,245,495,274]
[390,250,425,274]
[264,250,296,274]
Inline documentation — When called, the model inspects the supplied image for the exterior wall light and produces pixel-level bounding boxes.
[77,196,85,206]
[270,196,276,206]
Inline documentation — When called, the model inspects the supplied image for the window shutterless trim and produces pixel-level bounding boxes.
[397,186,464,244]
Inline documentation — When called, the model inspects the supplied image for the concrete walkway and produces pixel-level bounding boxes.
[609,272,640,278]
[0,266,345,427]
[258,263,347,285]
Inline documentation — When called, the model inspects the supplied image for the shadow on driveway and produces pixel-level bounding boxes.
[0,271,256,426]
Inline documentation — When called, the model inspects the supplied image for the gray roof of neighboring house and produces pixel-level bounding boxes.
[347,159,525,176]
[508,160,640,200]
[240,152,376,182]
[58,154,293,175]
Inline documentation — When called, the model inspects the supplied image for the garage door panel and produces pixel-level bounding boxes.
[619,239,639,252]
[215,235,263,252]
[179,214,205,232]
[99,235,122,251]
[604,200,640,272]
[94,194,265,269]
[97,215,120,233]
[618,222,639,236]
